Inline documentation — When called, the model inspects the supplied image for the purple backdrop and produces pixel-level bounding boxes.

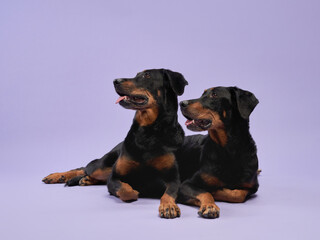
[1,0,319,239]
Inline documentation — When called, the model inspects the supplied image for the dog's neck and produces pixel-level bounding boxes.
[208,118,250,147]
[134,107,159,127]
[134,102,179,127]
[209,128,228,147]
[125,105,183,156]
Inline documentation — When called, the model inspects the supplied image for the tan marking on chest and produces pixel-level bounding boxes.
[135,107,159,126]
[147,153,175,171]
[209,128,227,146]
[115,155,140,176]
[200,173,224,187]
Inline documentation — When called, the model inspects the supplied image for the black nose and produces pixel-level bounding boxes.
[180,100,189,108]
[113,78,123,85]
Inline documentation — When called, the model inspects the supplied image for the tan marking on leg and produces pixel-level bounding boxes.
[79,176,104,186]
[116,182,139,202]
[115,156,139,176]
[90,167,112,181]
[213,189,249,203]
[42,168,85,184]
[159,193,180,218]
[196,192,220,218]
[196,192,216,205]
[200,173,224,187]
[147,153,175,171]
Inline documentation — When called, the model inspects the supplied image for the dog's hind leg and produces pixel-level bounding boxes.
[66,142,122,186]
[213,189,249,203]
[42,167,85,184]
[43,142,122,186]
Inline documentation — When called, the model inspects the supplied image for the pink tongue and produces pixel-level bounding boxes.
[115,96,127,104]
[185,120,195,126]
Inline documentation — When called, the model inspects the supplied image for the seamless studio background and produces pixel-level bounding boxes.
[1,0,319,240]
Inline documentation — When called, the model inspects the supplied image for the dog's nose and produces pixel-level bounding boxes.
[180,100,189,108]
[114,78,123,85]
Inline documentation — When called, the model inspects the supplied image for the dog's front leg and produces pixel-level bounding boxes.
[158,170,181,219]
[178,173,220,219]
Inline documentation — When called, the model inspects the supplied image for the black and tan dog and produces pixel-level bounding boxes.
[177,87,259,219]
[43,69,188,219]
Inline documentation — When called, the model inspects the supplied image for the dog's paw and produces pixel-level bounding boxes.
[79,176,101,186]
[116,183,139,202]
[198,203,220,219]
[159,202,181,219]
[42,173,66,184]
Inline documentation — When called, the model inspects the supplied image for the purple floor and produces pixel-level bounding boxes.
[2,169,319,240]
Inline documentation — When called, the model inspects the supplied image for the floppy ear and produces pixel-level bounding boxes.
[232,87,259,119]
[163,69,188,96]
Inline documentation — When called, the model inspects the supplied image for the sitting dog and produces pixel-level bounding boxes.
[42,69,188,219]
[178,86,259,219]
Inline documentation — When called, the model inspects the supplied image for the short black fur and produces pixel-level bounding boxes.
[178,86,259,219]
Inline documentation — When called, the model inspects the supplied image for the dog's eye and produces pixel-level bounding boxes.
[210,92,217,98]
[144,72,151,78]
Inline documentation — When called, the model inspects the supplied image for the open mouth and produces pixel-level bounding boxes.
[185,118,212,130]
[115,94,148,106]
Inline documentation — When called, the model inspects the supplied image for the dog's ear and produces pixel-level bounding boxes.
[232,87,259,119]
[163,69,188,96]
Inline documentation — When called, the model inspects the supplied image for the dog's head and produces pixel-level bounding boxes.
[180,87,258,132]
[114,69,188,125]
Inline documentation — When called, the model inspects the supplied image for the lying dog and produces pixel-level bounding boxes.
[43,69,188,219]
[178,86,259,219]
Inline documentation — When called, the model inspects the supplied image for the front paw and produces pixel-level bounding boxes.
[116,183,139,202]
[42,173,66,184]
[159,203,181,219]
[198,203,220,219]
